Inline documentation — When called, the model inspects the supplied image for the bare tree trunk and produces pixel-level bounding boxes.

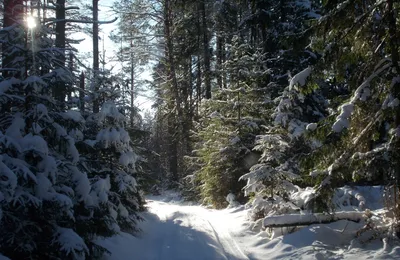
[93,0,100,113]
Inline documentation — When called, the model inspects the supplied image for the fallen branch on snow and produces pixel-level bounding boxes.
[263,211,365,228]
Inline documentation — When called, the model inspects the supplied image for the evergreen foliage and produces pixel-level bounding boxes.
[0,3,145,259]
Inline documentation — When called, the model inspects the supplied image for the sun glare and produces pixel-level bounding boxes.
[27,16,36,29]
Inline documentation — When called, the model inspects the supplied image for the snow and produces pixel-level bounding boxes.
[69,129,84,141]
[35,172,53,199]
[98,195,251,260]
[226,193,240,207]
[332,103,354,132]
[34,104,49,121]
[332,61,392,132]
[66,137,80,164]
[119,151,138,167]
[98,190,398,260]
[38,155,57,182]
[0,155,18,197]
[209,111,223,119]
[230,136,241,145]
[5,114,25,139]
[288,119,307,138]
[90,175,111,205]
[262,211,364,227]
[118,203,129,218]
[61,110,85,123]
[289,67,311,91]
[54,227,89,260]
[98,101,126,123]
[0,77,19,94]
[0,254,10,260]
[21,133,49,155]
[71,166,91,202]
[96,127,131,149]
[290,187,315,209]
[306,123,317,131]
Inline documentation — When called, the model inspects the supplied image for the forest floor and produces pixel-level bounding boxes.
[97,190,400,260]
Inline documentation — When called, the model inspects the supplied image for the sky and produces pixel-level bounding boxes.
[72,1,155,116]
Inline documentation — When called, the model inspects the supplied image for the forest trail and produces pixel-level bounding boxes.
[99,192,256,260]
[135,197,250,260]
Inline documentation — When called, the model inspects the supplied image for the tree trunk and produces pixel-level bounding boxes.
[164,0,183,118]
[196,55,202,115]
[79,71,85,113]
[164,0,182,181]
[93,0,100,113]
[387,0,400,190]
[2,0,24,79]
[216,32,223,89]
[67,51,73,105]
[167,112,178,182]
[200,0,211,99]
[130,39,135,128]
[54,0,66,103]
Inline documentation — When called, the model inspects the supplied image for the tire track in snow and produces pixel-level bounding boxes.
[204,216,250,260]
[146,200,230,260]
[148,199,250,260]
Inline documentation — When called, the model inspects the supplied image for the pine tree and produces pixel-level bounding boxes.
[304,0,400,216]
[0,14,91,258]
[0,3,145,258]
[238,0,324,216]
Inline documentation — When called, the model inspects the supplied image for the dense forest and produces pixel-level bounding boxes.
[1,0,400,259]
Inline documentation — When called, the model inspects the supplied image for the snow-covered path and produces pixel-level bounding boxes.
[101,196,252,260]
[141,199,249,260]
[98,192,400,260]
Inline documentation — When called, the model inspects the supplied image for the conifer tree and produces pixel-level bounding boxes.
[0,2,145,259]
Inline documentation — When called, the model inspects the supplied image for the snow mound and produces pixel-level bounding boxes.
[260,220,363,259]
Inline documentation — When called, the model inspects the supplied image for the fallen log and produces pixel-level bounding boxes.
[263,211,365,228]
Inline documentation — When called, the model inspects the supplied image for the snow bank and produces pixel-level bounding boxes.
[259,220,365,259]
